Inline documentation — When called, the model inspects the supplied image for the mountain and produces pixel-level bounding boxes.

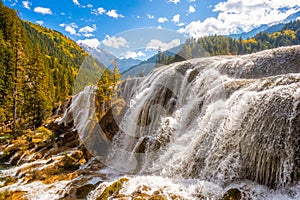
[122,45,182,78]
[284,10,300,23]
[230,10,300,39]
[122,62,156,79]
[79,44,116,68]
[230,24,269,39]
[121,53,165,79]
[108,58,142,73]
[80,44,143,73]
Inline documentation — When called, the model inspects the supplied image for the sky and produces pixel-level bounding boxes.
[3,0,300,60]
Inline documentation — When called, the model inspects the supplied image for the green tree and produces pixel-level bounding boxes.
[95,62,121,118]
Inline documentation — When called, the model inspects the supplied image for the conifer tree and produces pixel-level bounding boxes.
[95,60,121,118]
[12,16,25,134]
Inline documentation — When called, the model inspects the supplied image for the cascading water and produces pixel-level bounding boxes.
[62,46,300,199]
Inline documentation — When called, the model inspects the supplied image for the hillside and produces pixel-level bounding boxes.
[0,1,104,130]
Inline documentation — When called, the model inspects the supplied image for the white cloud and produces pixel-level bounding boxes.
[188,5,196,14]
[102,35,129,48]
[92,7,106,15]
[158,17,168,23]
[147,14,155,19]
[33,7,52,15]
[168,0,180,4]
[87,4,93,8]
[179,0,300,37]
[60,23,78,28]
[157,26,162,29]
[106,10,124,18]
[36,20,44,25]
[171,14,184,26]
[120,51,146,59]
[73,0,80,6]
[77,38,100,48]
[83,33,94,37]
[146,39,181,51]
[60,23,80,35]
[65,26,77,35]
[188,0,195,2]
[171,14,180,23]
[79,24,96,33]
[179,18,230,37]
[22,1,31,10]
[71,23,78,28]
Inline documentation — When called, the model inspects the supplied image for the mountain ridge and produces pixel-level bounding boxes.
[230,10,300,39]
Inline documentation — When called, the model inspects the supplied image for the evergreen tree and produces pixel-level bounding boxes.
[24,47,52,127]
[95,62,121,118]
[12,22,25,133]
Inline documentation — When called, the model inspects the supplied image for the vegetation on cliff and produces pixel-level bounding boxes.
[0,1,104,132]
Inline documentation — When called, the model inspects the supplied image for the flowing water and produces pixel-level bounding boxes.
[62,46,300,199]
[1,46,300,199]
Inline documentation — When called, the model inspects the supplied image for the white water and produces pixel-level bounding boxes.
[61,46,300,199]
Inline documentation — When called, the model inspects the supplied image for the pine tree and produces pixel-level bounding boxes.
[95,61,121,118]
[12,16,25,134]
[112,60,121,88]
[24,47,52,127]
[96,69,113,115]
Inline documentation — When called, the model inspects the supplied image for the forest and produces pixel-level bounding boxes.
[0,1,104,132]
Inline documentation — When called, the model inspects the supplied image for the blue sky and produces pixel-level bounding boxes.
[3,0,300,60]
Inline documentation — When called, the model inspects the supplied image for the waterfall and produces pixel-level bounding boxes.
[63,46,300,191]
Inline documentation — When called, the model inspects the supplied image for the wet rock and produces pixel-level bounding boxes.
[222,188,242,200]
[96,178,129,200]
[149,195,167,200]
[76,184,97,199]
[176,62,193,75]
[98,98,126,142]
[0,190,28,200]
[187,69,200,83]
[99,108,120,142]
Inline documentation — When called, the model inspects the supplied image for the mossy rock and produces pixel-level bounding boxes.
[96,178,129,200]
[0,134,12,141]
[133,192,150,199]
[3,176,17,186]
[0,190,28,200]
[42,172,78,184]
[222,188,242,200]
[149,195,167,200]
[75,184,96,199]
